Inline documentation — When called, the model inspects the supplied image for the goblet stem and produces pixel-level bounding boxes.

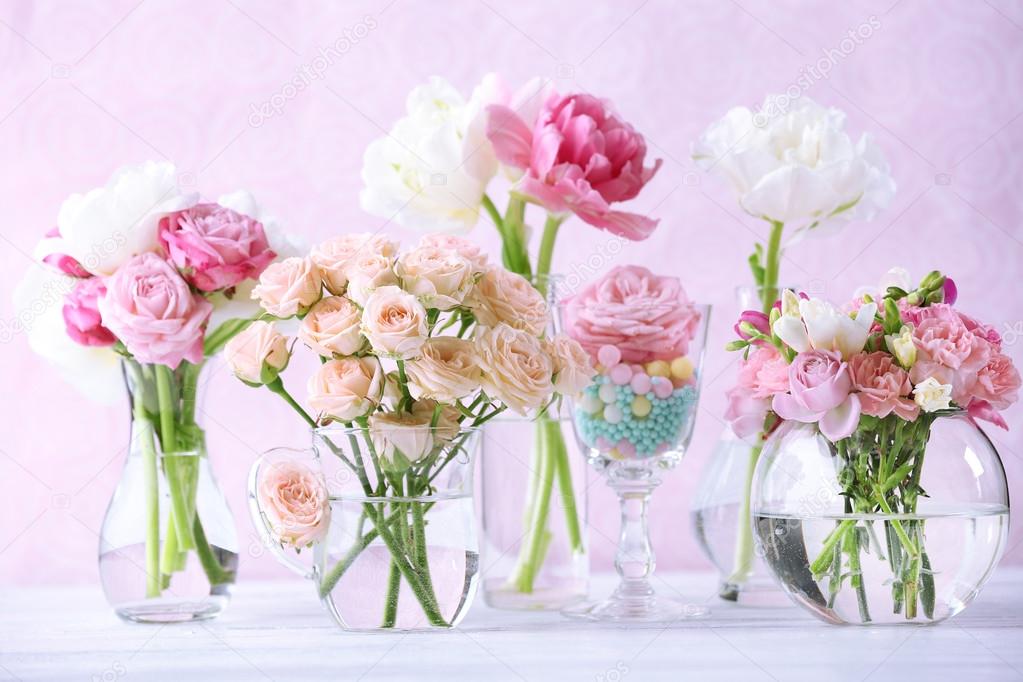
[608,471,660,612]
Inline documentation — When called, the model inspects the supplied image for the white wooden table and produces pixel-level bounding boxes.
[2,571,1022,682]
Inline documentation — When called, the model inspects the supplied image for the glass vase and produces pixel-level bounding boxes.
[99,360,238,623]
[480,405,589,610]
[690,285,791,605]
[752,415,1009,625]
[562,303,712,622]
[249,425,481,631]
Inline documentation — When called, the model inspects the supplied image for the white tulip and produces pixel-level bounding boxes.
[35,161,197,276]
[12,266,121,404]
[360,76,502,233]
[692,96,895,242]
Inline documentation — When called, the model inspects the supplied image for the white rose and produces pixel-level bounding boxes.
[692,96,895,242]
[913,376,953,412]
[360,286,428,359]
[396,245,474,310]
[35,161,197,277]
[345,252,399,306]
[404,337,481,403]
[368,411,435,470]
[360,76,501,233]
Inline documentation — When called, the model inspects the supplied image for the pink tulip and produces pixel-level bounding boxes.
[486,92,662,240]
[63,277,116,347]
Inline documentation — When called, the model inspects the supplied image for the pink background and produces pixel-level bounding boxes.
[2,0,1022,586]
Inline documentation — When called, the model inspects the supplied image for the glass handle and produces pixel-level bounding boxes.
[247,451,318,580]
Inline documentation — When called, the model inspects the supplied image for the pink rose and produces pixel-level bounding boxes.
[970,352,1020,411]
[307,357,384,423]
[907,304,991,405]
[563,265,701,364]
[159,203,275,292]
[417,234,488,273]
[310,233,399,295]
[772,350,861,442]
[468,266,548,336]
[360,286,428,359]
[98,253,212,368]
[257,459,330,548]
[736,345,790,399]
[724,386,770,439]
[404,337,481,403]
[487,92,662,240]
[475,323,555,414]
[224,320,290,385]
[63,277,116,346]
[368,411,436,469]
[252,256,323,318]
[848,351,919,421]
[298,296,364,358]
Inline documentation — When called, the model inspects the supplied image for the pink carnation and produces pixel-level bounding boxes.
[159,203,275,292]
[736,345,790,399]
[41,227,89,277]
[970,352,1020,411]
[98,253,212,368]
[563,265,700,364]
[907,304,991,405]
[486,92,662,240]
[63,277,116,347]
[848,351,919,421]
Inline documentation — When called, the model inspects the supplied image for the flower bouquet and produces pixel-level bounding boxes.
[19,161,293,621]
[360,73,664,607]
[690,95,896,602]
[237,233,593,630]
[728,270,1017,624]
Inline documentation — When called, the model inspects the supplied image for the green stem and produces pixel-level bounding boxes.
[138,414,161,599]
[159,512,181,586]
[381,560,401,628]
[810,519,857,577]
[760,221,784,314]
[154,366,196,553]
[725,443,762,586]
[192,514,233,585]
[511,430,556,593]
[267,377,318,429]
[535,214,564,295]
[547,417,583,554]
[502,196,531,278]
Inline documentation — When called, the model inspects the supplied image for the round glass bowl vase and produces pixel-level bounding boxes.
[752,416,1009,625]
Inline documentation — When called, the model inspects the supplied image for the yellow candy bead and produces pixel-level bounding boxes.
[631,395,652,418]
[646,360,671,377]
[671,356,693,381]
[608,448,626,460]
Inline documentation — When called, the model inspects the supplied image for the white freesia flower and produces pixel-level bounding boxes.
[854,266,913,302]
[360,75,503,233]
[773,295,876,359]
[35,161,197,276]
[885,325,917,368]
[914,377,953,412]
[692,96,895,242]
[13,266,121,404]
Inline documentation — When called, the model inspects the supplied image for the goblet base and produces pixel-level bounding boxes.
[562,593,708,623]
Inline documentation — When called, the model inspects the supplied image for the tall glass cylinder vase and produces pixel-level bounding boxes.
[690,286,791,605]
[99,359,238,622]
[480,405,589,610]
